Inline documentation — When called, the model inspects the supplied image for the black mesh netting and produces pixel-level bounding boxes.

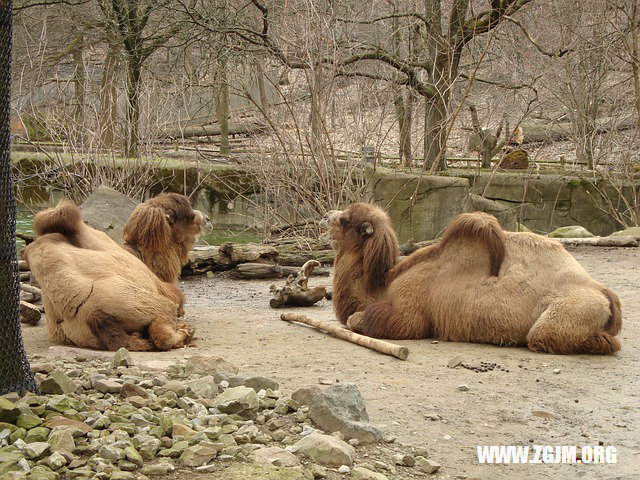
[0,0,38,395]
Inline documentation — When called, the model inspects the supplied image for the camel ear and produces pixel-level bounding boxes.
[165,211,175,224]
[360,221,374,236]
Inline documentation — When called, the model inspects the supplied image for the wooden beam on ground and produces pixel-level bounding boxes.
[280,313,409,360]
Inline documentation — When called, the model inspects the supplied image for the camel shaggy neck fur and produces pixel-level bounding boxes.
[327,203,622,355]
[25,201,194,351]
[123,193,210,283]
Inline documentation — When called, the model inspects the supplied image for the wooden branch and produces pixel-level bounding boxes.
[281,313,409,360]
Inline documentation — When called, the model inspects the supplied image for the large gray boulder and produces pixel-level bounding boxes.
[79,186,138,243]
[548,225,594,238]
[308,383,383,444]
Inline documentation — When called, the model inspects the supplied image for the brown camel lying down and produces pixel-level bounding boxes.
[324,203,622,355]
[24,201,194,351]
[123,193,211,283]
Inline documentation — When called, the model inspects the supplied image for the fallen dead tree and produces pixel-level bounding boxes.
[555,236,640,247]
[521,116,636,145]
[160,121,267,140]
[280,313,410,360]
[234,262,329,280]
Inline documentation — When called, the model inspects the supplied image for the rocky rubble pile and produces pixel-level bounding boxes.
[0,349,441,480]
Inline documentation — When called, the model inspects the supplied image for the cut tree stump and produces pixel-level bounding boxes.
[270,260,327,308]
[20,301,41,325]
[280,313,410,360]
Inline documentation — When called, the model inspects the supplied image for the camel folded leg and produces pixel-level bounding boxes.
[85,311,154,351]
[148,318,195,350]
[347,301,429,340]
[526,289,620,355]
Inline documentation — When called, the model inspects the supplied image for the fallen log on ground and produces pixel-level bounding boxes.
[555,236,640,247]
[280,313,410,360]
[219,242,279,266]
[160,121,267,139]
[521,116,636,145]
[270,261,327,307]
[20,283,42,302]
[233,262,329,279]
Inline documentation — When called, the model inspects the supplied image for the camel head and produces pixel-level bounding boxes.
[322,203,399,291]
[321,203,390,247]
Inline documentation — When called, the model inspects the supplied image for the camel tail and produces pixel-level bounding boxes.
[33,200,83,240]
[601,288,622,336]
[439,212,506,276]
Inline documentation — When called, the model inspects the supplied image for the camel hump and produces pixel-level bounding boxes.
[33,200,83,239]
[440,212,506,276]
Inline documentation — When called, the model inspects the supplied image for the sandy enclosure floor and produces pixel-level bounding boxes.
[21,246,640,480]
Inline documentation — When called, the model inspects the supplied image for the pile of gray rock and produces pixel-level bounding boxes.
[0,349,441,479]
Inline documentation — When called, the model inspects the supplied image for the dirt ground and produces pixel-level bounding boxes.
[21,246,639,480]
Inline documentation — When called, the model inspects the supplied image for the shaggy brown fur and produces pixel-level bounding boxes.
[25,201,195,351]
[325,203,622,355]
[123,193,211,283]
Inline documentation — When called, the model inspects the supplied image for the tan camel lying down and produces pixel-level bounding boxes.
[325,203,622,355]
[24,201,194,351]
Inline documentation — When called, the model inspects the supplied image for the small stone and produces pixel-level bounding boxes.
[39,370,78,395]
[98,445,126,462]
[45,416,91,434]
[124,446,144,467]
[393,453,415,466]
[127,396,148,409]
[337,465,350,474]
[250,446,300,467]
[184,355,239,375]
[318,378,333,385]
[416,456,441,474]
[172,424,196,438]
[93,379,122,394]
[44,451,68,469]
[16,413,43,430]
[179,445,219,467]
[457,384,469,392]
[0,397,20,423]
[121,383,148,399]
[351,466,390,480]
[110,472,136,480]
[24,426,50,444]
[48,429,76,453]
[111,348,133,367]
[25,441,51,459]
[244,376,279,392]
[213,386,259,417]
[553,369,561,374]
[293,433,355,467]
[308,464,327,479]
[140,463,175,475]
[447,355,463,368]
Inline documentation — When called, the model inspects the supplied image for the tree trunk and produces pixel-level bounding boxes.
[217,55,230,156]
[254,57,270,119]
[631,3,640,127]
[72,41,85,147]
[125,61,141,158]
[99,42,118,149]
[423,94,447,171]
